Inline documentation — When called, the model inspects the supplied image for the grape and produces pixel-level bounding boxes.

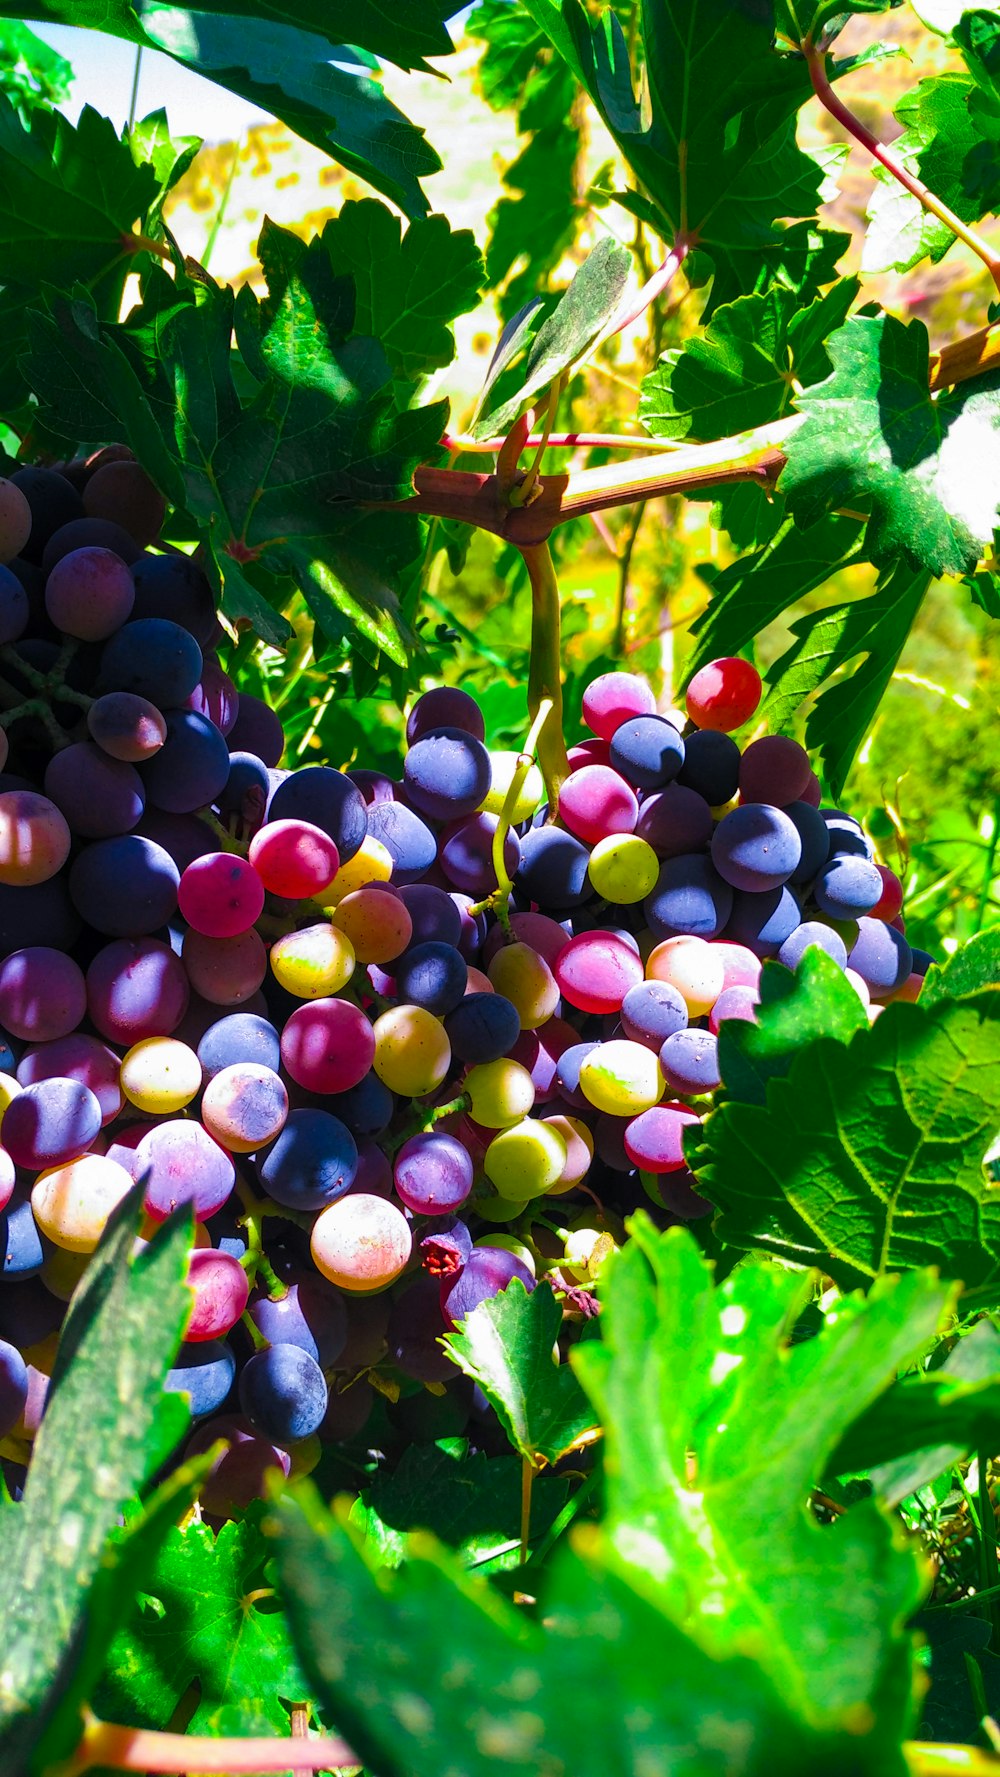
[389,940,466,1018]
[659,1029,721,1094]
[464,1057,534,1128]
[624,1102,700,1172]
[348,768,396,806]
[620,979,688,1048]
[709,984,759,1032]
[724,886,800,958]
[2,1187,46,1278]
[480,752,543,823]
[0,1283,62,1349]
[268,765,367,863]
[581,671,657,740]
[444,991,520,1064]
[249,1276,348,1367]
[83,460,165,548]
[70,834,179,936]
[821,810,873,858]
[0,479,32,564]
[0,566,28,642]
[44,742,145,839]
[406,684,485,745]
[10,467,83,561]
[184,657,239,734]
[483,940,554,1028]
[165,1340,237,1418]
[269,924,354,1001]
[217,752,269,826]
[394,1132,474,1214]
[258,1107,357,1210]
[0,1147,14,1213]
[542,1113,594,1190]
[44,546,135,640]
[184,1249,250,1343]
[120,1036,202,1113]
[99,617,203,707]
[42,515,141,568]
[645,935,725,1014]
[440,1246,534,1326]
[351,1139,393,1197]
[516,825,591,910]
[567,738,610,769]
[777,921,848,971]
[281,997,375,1094]
[142,710,230,814]
[311,1192,412,1291]
[221,698,283,774]
[644,853,733,940]
[0,791,71,887]
[322,834,393,901]
[554,931,643,1015]
[371,1005,450,1098]
[388,1273,454,1381]
[182,927,267,1005]
[237,1342,327,1444]
[557,764,638,845]
[485,912,569,972]
[871,864,904,922]
[18,1033,123,1125]
[685,656,762,732]
[326,1073,394,1141]
[248,817,339,899]
[130,553,217,646]
[179,853,265,939]
[31,1154,134,1252]
[633,783,713,860]
[0,948,85,1042]
[86,937,188,1045]
[711,804,802,893]
[484,1117,566,1199]
[137,808,219,874]
[437,813,519,898]
[813,855,883,919]
[397,884,462,948]
[202,1062,288,1152]
[3,1077,102,1169]
[332,884,412,965]
[848,917,913,999]
[403,727,492,822]
[138,1119,235,1222]
[579,1039,663,1115]
[608,715,685,790]
[196,1012,281,1081]
[738,735,811,806]
[712,941,763,994]
[88,691,167,763]
[587,833,659,903]
[186,1414,291,1516]
[0,1339,28,1439]
[784,800,831,884]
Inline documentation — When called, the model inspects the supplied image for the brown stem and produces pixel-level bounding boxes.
[65,1714,355,1774]
[521,541,570,809]
[805,41,1000,296]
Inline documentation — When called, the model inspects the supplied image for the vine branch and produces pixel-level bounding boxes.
[521,541,570,808]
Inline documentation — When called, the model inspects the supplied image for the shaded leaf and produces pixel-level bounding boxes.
[352,1442,569,1572]
[780,313,1000,577]
[687,992,1000,1287]
[864,72,1000,276]
[443,1280,597,1466]
[716,948,868,1110]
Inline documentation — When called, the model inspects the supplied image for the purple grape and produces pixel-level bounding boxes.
[239,1341,328,1442]
[3,1077,102,1169]
[249,1276,348,1367]
[394,1132,474,1215]
[659,1028,721,1094]
[387,1273,454,1382]
[778,921,848,971]
[404,728,492,823]
[440,1246,534,1326]
[620,980,689,1048]
[406,686,485,746]
[138,1120,236,1222]
[711,804,802,893]
[438,813,519,897]
[0,1337,28,1438]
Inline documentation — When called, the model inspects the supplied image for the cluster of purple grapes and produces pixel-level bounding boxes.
[0,462,928,1517]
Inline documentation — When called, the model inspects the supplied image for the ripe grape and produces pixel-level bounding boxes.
[3,1077,102,1169]
[138,1119,236,1222]
[185,1249,250,1342]
[131,553,217,646]
[18,1033,123,1125]
[248,817,339,899]
[644,854,733,941]
[99,617,203,707]
[239,1342,328,1443]
[685,656,762,732]
[182,927,267,1005]
[281,998,375,1094]
[88,691,167,762]
[440,1246,534,1326]
[44,547,135,640]
[83,460,166,548]
[0,479,32,564]
[69,834,179,936]
[394,940,468,1016]
[608,714,685,790]
[268,765,367,863]
[0,791,71,887]
[197,1012,281,1080]
[202,1062,288,1152]
[623,1102,700,1172]
[179,853,265,938]
[394,1132,474,1214]
[44,743,145,839]
[165,1340,237,1418]
[0,947,85,1042]
[711,804,802,893]
[258,1107,357,1210]
[738,735,811,806]
[444,991,520,1064]
[581,670,656,740]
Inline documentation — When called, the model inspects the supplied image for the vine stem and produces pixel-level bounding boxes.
[906,1744,1000,1774]
[443,430,686,454]
[520,541,570,808]
[62,1714,356,1774]
[804,39,1000,297]
[601,238,690,343]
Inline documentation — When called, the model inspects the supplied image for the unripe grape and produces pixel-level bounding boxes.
[311,1193,412,1292]
[486,941,558,1030]
[120,1036,202,1113]
[371,1005,451,1098]
[464,1058,534,1128]
[646,935,725,1016]
[579,1039,663,1115]
[32,1154,134,1252]
[481,751,544,822]
[588,833,659,902]
[270,923,355,999]
[484,1118,566,1199]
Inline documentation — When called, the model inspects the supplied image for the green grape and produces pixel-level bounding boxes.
[464,1058,535,1128]
[372,1005,451,1097]
[481,751,544,823]
[486,940,558,1030]
[474,1232,536,1275]
[475,1192,529,1223]
[120,1036,201,1113]
[270,922,355,998]
[579,1039,663,1114]
[484,1118,566,1199]
[587,833,659,903]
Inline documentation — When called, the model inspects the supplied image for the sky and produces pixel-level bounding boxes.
[33,24,268,138]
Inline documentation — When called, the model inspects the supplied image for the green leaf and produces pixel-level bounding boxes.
[352,1442,569,1572]
[688,513,864,678]
[276,1483,870,1777]
[574,1217,944,1756]
[443,1280,597,1467]
[98,1504,310,1735]
[639,280,857,444]
[716,948,868,1110]
[128,107,201,235]
[687,992,1000,1287]
[864,72,1000,276]
[780,313,1000,578]
[922,929,1000,1007]
[764,560,932,798]
[0,20,72,116]
[830,1318,1000,1503]
[485,124,582,322]
[0,1187,192,1771]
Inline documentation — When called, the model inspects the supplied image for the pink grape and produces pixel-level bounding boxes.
[179,853,265,938]
[581,671,657,741]
[281,997,375,1094]
[557,765,638,845]
[185,1248,250,1341]
[555,932,643,1015]
[138,1119,236,1222]
[685,657,762,733]
[248,818,340,900]
[624,1102,701,1173]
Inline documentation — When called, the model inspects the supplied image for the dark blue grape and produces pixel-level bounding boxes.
[141,711,230,815]
[394,1132,473,1214]
[398,884,463,947]
[848,918,912,999]
[516,825,591,910]
[165,1339,237,1417]
[327,1072,394,1139]
[777,921,848,971]
[676,728,741,805]
[711,804,802,893]
[644,854,733,940]
[659,1028,721,1094]
[1,1188,45,1279]
[724,886,800,958]
[0,1278,61,1346]
[406,686,485,746]
[554,1040,600,1108]
[198,1012,282,1080]
[42,516,141,574]
[387,1273,454,1382]
[445,992,521,1063]
[0,1337,28,1438]
[365,801,437,884]
[99,618,203,708]
[69,834,179,937]
[0,876,80,961]
[403,727,491,822]
[608,715,685,790]
[130,553,217,646]
[249,1277,348,1367]
[216,751,270,824]
[620,980,688,1048]
[268,765,367,864]
[634,783,713,859]
[227,694,284,768]
[785,800,831,884]
[258,1108,358,1211]
[813,855,882,919]
[239,1341,328,1442]
[394,941,467,1015]
[11,466,84,562]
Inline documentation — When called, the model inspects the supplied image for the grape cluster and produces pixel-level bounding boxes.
[0,464,929,1514]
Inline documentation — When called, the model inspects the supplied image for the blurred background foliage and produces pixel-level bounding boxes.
[17,4,1000,957]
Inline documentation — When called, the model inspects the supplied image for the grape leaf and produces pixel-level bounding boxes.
[574,1216,945,1757]
[485,125,582,323]
[351,1442,569,1572]
[764,560,932,797]
[687,992,1000,1287]
[98,1505,311,1735]
[473,236,631,439]
[443,1279,597,1467]
[275,1483,876,1777]
[864,73,1000,276]
[0,20,72,117]
[780,313,1000,578]
[688,513,864,679]
[639,280,857,444]
[715,948,868,1110]
[0,1188,192,1772]
[922,929,1000,1006]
